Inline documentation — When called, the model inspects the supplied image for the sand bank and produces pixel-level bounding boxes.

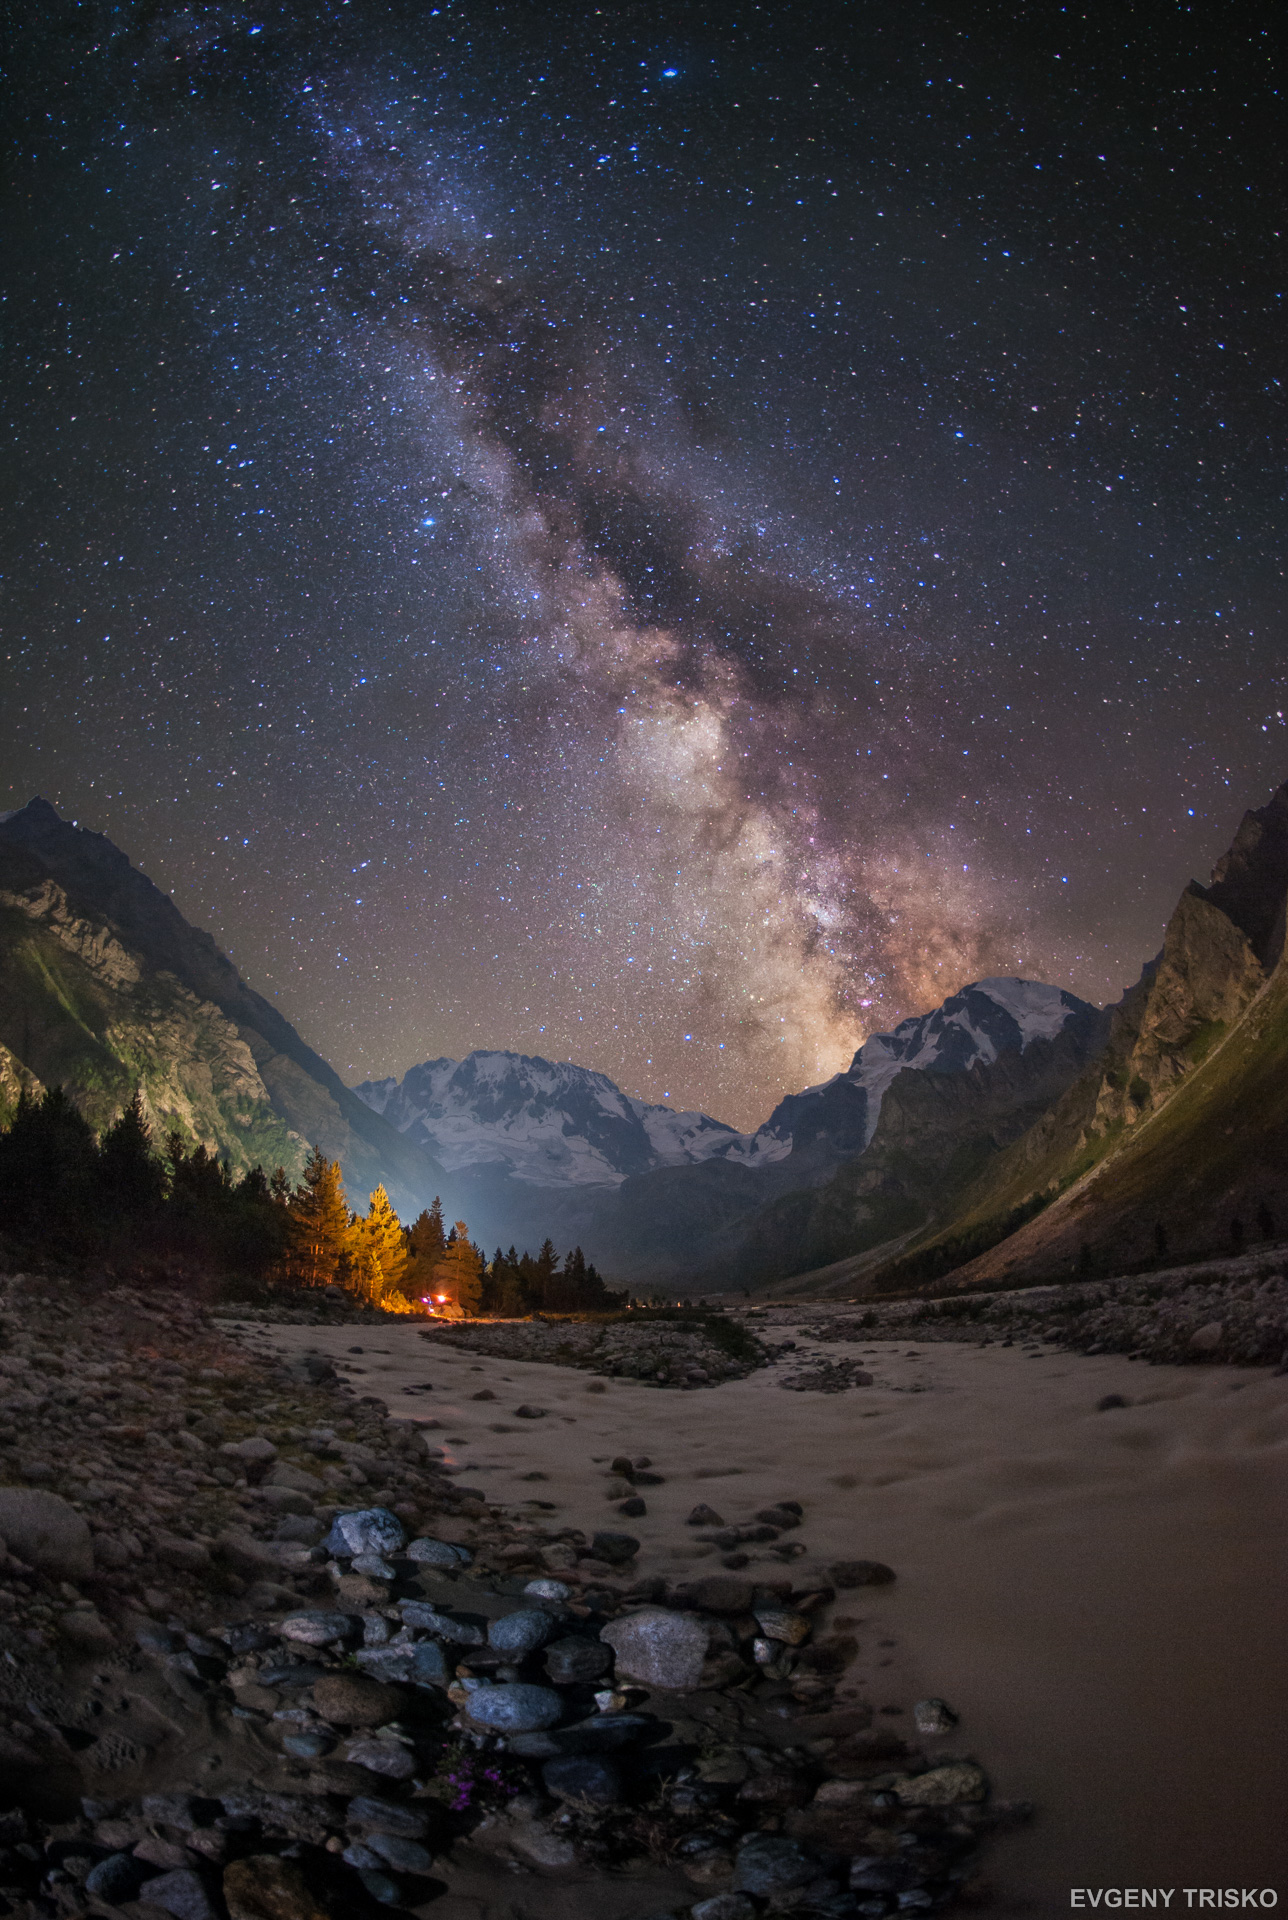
[238,1317,1288,1912]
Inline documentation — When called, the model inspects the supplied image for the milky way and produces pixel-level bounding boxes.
[3,3,1285,1126]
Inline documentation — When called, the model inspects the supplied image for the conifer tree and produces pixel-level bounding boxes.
[429,1220,483,1316]
[288,1146,350,1287]
[99,1090,165,1217]
[405,1199,448,1299]
[353,1185,409,1304]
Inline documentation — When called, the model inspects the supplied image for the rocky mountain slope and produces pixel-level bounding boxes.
[0,800,447,1219]
[878,778,1288,1292]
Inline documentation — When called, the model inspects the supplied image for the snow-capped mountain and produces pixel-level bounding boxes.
[353,1051,757,1188]
[755,976,1101,1156]
[353,979,1099,1191]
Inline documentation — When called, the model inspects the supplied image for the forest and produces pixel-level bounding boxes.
[0,1085,624,1316]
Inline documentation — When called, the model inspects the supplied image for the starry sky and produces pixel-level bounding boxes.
[3,1,1285,1130]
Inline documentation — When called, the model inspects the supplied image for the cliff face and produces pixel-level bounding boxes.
[895,778,1288,1290]
[0,801,447,1216]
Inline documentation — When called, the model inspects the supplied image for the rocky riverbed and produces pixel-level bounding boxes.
[777,1252,1288,1372]
[0,1271,1017,1919]
[416,1314,765,1389]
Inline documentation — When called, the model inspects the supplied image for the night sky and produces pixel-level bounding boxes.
[3,2,1285,1129]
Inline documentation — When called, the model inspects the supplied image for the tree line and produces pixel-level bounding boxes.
[0,1085,623,1315]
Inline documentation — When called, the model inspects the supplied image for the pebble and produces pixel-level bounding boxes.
[828,1558,896,1587]
[136,1867,218,1919]
[913,1696,959,1735]
[687,1503,725,1526]
[590,1529,640,1564]
[364,1831,434,1873]
[344,1737,419,1779]
[347,1798,433,1837]
[514,1404,547,1418]
[400,1600,485,1645]
[312,1672,407,1727]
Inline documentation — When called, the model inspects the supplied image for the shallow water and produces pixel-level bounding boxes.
[245,1319,1288,1911]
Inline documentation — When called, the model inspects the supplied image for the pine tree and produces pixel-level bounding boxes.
[353,1185,409,1304]
[287,1146,350,1287]
[429,1220,483,1316]
[405,1200,448,1300]
[98,1090,165,1217]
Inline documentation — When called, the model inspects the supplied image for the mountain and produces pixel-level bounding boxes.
[874,777,1288,1293]
[0,798,448,1220]
[354,1052,759,1187]
[357,980,1103,1282]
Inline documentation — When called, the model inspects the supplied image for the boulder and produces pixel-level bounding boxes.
[406,1537,471,1568]
[488,1609,556,1658]
[541,1754,622,1806]
[731,1834,818,1896]
[543,1636,613,1685]
[461,1683,565,1732]
[322,1508,406,1559]
[600,1607,707,1691]
[280,1611,354,1648]
[312,1673,407,1727]
[136,1868,217,1919]
[223,1855,330,1920]
[0,1489,92,1579]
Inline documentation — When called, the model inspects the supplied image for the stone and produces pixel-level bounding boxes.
[400,1601,485,1645]
[357,1869,402,1905]
[893,1761,986,1806]
[618,1496,647,1517]
[590,1530,640,1564]
[280,1610,354,1648]
[601,1607,708,1690]
[223,1854,330,1920]
[686,1574,754,1614]
[266,1463,326,1494]
[85,1853,148,1902]
[687,1504,725,1526]
[59,1607,116,1652]
[691,1898,758,1920]
[322,1508,407,1559]
[282,1732,333,1759]
[488,1608,556,1657]
[344,1737,418,1779]
[1189,1321,1224,1352]
[1098,1393,1130,1411]
[913,1696,959,1735]
[221,1436,278,1467]
[543,1636,613,1685]
[363,1832,433,1872]
[351,1552,397,1580]
[347,1797,432,1837]
[753,1606,812,1645]
[828,1559,895,1587]
[137,1867,217,1919]
[471,1389,496,1401]
[541,1753,622,1806]
[731,1834,818,1896]
[461,1683,565,1732]
[524,1578,572,1602]
[312,1672,407,1727]
[261,1487,314,1517]
[514,1404,546,1418]
[0,1489,92,1579]
[406,1536,471,1568]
